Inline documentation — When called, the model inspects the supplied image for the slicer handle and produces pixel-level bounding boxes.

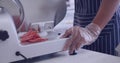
[0,30,9,41]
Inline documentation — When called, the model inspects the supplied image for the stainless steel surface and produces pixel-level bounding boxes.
[54,0,67,26]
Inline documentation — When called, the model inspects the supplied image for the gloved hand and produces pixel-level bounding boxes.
[62,23,102,54]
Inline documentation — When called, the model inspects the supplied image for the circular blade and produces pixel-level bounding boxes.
[0,0,24,32]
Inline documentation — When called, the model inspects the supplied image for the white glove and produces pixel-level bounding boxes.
[62,23,101,54]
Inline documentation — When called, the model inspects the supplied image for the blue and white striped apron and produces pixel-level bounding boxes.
[74,0,120,55]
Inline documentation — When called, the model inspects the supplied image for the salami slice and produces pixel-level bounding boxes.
[20,30,48,43]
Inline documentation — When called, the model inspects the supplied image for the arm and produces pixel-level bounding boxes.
[62,0,120,54]
[93,0,120,29]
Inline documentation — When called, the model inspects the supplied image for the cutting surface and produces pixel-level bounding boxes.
[36,49,120,63]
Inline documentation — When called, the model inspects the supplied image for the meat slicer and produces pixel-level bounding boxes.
[0,0,67,63]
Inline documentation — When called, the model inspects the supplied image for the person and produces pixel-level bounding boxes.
[62,0,120,55]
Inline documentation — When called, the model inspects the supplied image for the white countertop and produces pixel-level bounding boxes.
[36,49,120,63]
[35,10,120,63]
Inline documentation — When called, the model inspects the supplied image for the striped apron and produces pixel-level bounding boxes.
[74,0,120,55]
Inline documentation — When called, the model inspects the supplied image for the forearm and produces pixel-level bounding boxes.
[92,0,120,29]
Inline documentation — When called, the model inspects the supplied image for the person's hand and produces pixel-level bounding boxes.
[62,23,101,54]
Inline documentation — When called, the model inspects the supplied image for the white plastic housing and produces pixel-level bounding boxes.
[0,10,67,63]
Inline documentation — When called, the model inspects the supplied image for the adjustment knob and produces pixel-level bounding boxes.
[0,30,9,41]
